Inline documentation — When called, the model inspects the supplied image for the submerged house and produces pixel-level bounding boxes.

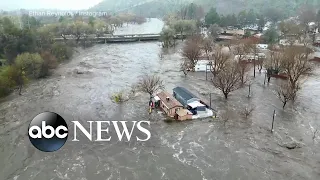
[175,109,193,121]
[155,91,183,117]
[173,87,214,119]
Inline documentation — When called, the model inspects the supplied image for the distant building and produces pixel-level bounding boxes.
[234,54,259,61]
[193,60,212,72]
[216,29,245,42]
[256,44,268,49]
[155,91,183,117]
[216,35,234,41]
[279,39,303,46]
[222,29,245,36]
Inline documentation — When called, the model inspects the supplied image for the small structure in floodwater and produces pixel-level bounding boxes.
[154,91,183,118]
[154,87,214,120]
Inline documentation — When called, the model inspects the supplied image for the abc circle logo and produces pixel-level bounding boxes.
[28,112,68,152]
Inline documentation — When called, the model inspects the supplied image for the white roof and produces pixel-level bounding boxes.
[188,101,205,108]
[154,96,160,101]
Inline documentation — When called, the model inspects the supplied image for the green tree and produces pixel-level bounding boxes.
[178,3,204,20]
[21,14,40,29]
[238,10,247,27]
[37,24,55,50]
[244,31,252,38]
[58,16,65,23]
[264,7,284,24]
[205,8,220,25]
[160,27,176,48]
[246,9,256,25]
[51,42,73,62]
[94,19,112,37]
[230,14,238,26]
[70,21,95,44]
[219,15,228,27]
[89,16,95,27]
[262,27,279,44]
[0,17,21,64]
[56,22,72,41]
[15,53,44,79]
[0,65,28,95]
[257,14,266,32]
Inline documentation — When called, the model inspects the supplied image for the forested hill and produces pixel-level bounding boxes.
[90,0,320,17]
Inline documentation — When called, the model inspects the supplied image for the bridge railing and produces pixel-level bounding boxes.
[53,33,161,40]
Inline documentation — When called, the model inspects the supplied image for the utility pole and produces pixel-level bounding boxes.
[253,48,257,78]
[271,110,276,133]
[264,70,267,85]
[209,93,212,108]
[205,63,211,80]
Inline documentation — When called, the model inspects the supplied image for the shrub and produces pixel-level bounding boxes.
[15,53,44,79]
[51,42,73,62]
[39,51,58,77]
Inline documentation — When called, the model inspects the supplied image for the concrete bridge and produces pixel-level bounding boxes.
[54,33,187,43]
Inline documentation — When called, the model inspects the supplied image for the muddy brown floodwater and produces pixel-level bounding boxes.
[0,18,320,180]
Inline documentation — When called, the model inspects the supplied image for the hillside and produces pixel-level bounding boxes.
[90,0,320,17]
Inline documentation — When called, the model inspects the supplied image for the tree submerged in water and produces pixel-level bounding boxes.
[160,28,176,48]
[137,74,164,98]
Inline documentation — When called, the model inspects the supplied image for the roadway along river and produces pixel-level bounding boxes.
[0,18,320,180]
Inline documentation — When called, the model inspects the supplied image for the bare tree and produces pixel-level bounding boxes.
[238,61,250,85]
[266,50,282,71]
[180,60,190,76]
[233,42,251,84]
[280,46,312,93]
[249,42,259,77]
[208,24,222,40]
[212,62,242,99]
[137,75,164,98]
[210,45,230,76]
[181,36,202,71]
[278,20,305,42]
[276,81,299,109]
[201,37,214,60]
[257,56,265,73]
[240,105,255,119]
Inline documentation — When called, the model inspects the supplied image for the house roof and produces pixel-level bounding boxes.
[176,109,192,117]
[188,101,206,109]
[217,35,234,40]
[223,29,245,36]
[173,87,199,102]
[153,96,160,101]
[156,91,182,109]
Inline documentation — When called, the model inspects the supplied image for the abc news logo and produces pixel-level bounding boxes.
[28,112,151,152]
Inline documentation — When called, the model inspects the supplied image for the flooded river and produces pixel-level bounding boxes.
[0,18,320,180]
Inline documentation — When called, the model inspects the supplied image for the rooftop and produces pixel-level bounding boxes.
[176,109,192,117]
[188,101,206,109]
[217,35,234,40]
[173,87,199,101]
[156,91,183,109]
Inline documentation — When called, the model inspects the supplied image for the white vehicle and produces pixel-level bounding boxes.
[234,54,258,61]
[256,44,268,49]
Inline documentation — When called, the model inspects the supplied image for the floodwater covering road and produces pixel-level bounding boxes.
[0,18,320,180]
